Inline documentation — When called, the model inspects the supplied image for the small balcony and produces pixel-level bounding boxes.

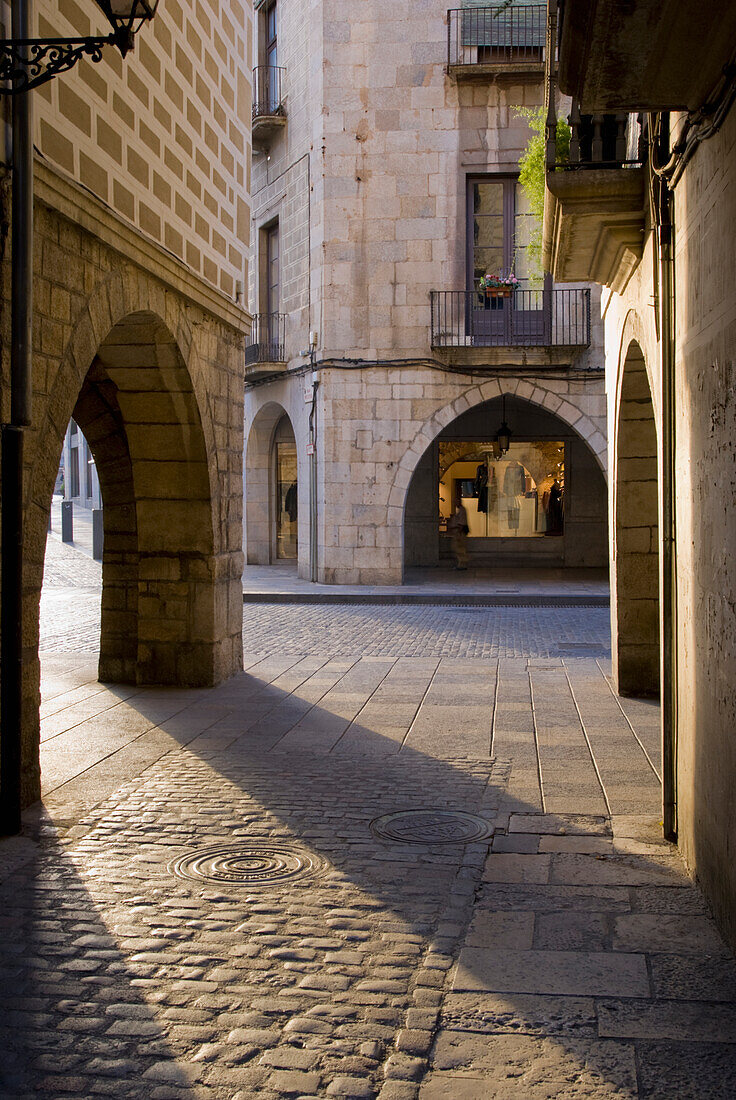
[245,313,286,379]
[446,5,546,81]
[252,65,286,148]
[544,104,646,292]
[430,288,590,368]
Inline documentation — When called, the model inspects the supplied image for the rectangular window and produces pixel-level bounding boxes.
[69,445,80,499]
[440,440,565,538]
[266,221,279,316]
[467,176,540,291]
[85,445,93,499]
[266,0,277,66]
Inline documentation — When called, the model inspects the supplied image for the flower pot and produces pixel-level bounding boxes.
[484,288,513,299]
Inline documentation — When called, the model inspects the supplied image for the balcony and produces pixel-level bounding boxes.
[245,313,286,379]
[252,65,286,148]
[544,105,646,292]
[558,0,736,113]
[430,288,590,368]
[446,5,546,81]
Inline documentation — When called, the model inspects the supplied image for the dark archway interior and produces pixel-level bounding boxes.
[614,344,660,696]
[404,395,608,570]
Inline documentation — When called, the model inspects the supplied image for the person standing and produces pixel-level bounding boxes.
[447,494,469,570]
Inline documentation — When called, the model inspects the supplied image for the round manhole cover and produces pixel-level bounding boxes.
[169,843,321,887]
[370,809,493,845]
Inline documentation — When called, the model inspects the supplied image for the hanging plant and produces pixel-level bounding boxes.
[516,106,571,278]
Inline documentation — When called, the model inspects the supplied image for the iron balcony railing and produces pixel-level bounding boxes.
[252,65,285,120]
[430,288,590,349]
[447,4,546,69]
[245,313,285,365]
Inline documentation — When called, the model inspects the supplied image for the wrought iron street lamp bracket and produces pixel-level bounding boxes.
[0,34,120,93]
[0,1,159,94]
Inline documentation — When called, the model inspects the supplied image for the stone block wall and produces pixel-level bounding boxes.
[250,0,316,359]
[1,168,248,807]
[249,366,607,585]
[603,101,736,950]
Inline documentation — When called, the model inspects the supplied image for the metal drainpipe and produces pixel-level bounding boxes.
[308,372,319,583]
[1,0,33,837]
[657,118,678,842]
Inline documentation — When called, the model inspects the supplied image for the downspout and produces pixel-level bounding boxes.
[1,0,33,836]
[653,115,678,842]
[308,370,319,582]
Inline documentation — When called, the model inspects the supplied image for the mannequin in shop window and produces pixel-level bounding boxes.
[545,479,564,535]
[284,481,298,522]
[475,464,488,512]
[502,461,526,497]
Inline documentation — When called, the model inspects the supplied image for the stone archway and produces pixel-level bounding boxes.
[612,340,660,695]
[21,297,244,806]
[402,390,608,571]
[244,402,297,564]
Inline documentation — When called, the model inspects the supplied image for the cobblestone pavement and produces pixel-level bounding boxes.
[240,604,611,659]
[42,536,609,660]
[5,539,732,1097]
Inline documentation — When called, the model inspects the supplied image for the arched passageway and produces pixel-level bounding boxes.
[613,341,660,695]
[404,394,608,570]
[30,311,225,690]
[244,404,298,564]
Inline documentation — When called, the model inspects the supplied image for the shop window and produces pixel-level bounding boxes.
[274,415,297,559]
[439,440,565,537]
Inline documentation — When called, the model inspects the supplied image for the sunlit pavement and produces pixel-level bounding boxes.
[2,538,734,1098]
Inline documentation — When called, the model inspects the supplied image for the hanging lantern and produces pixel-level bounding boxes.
[495,394,512,457]
[93,1,160,55]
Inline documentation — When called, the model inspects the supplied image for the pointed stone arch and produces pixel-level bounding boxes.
[388,376,607,522]
[612,339,660,695]
[400,384,608,571]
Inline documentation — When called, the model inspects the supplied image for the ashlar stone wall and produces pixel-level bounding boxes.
[1,170,248,808]
[245,366,607,583]
[603,104,736,950]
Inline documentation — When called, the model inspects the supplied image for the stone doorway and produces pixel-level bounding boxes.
[245,403,299,566]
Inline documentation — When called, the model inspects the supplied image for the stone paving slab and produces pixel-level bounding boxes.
[20,554,736,1096]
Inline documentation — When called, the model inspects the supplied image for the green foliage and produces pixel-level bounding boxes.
[516,107,571,277]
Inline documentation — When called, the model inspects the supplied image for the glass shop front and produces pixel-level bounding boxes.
[439,440,565,539]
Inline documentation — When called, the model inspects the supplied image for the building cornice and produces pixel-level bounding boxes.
[34,157,252,336]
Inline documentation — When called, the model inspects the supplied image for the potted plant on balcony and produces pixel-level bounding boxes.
[479,273,520,300]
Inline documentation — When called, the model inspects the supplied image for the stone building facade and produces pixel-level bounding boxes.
[244,0,608,584]
[544,0,736,948]
[0,1,253,805]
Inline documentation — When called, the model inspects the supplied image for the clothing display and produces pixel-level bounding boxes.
[438,441,566,545]
[546,480,564,534]
[474,464,489,513]
[503,461,526,498]
[284,481,298,522]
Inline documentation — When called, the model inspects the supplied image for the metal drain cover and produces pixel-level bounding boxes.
[370,809,493,845]
[170,842,321,887]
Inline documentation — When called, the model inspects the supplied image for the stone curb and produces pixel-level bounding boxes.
[242,593,610,608]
